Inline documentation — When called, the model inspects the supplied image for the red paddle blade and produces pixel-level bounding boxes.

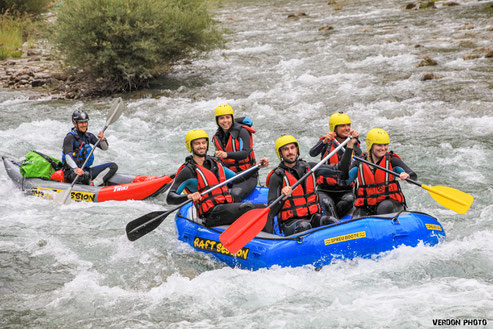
[219,207,270,254]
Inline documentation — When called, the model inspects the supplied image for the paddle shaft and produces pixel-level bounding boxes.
[126,162,264,239]
[330,138,346,153]
[353,156,420,187]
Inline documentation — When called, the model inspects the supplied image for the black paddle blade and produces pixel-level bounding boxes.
[125,210,169,241]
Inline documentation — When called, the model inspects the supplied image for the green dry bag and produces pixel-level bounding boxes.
[20,151,62,179]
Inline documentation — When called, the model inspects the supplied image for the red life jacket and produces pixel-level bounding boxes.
[176,158,234,217]
[316,139,342,186]
[354,152,406,207]
[266,162,321,221]
[213,124,256,173]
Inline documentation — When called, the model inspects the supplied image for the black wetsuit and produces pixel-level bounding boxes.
[62,128,117,185]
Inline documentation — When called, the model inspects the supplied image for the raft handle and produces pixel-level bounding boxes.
[391,210,405,225]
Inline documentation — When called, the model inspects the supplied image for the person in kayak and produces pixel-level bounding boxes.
[309,112,362,218]
[167,129,271,230]
[343,128,417,217]
[62,109,118,186]
[266,133,358,236]
[212,104,258,202]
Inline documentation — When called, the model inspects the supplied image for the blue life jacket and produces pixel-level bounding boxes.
[62,129,95,168]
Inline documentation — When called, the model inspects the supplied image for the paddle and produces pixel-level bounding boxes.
[126,161,265,241]
[353,156,473,214]
[219,136,353,254]
[54,98,124,205]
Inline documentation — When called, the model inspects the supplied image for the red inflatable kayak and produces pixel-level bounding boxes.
[2,156,174,203]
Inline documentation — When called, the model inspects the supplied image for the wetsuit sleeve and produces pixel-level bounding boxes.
[226,127,251,160]
[336,145,354,178]
[309,139,326,157]
[99,139,109,150]
[166,166,196,205]
[88,132,108,150]
[347,167,359,184]
[308,162,341,178]
[176,179,198,194]
[334,146,359,185]
[391,156,417,181]
[353,141,363,157]
[62,134,78,169]
[267,172,285,217]
[224,167,236,180]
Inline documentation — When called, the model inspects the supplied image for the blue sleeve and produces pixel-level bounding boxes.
[224,167,236,179]
[347,167,359,184]
[393,167,405,175]
[176,178,198,194]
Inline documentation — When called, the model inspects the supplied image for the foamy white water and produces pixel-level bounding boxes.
[1,0,492,328]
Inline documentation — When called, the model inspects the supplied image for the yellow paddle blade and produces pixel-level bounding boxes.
[421,184,474,214]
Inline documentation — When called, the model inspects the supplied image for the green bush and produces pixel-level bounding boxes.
[53,0,223,92]
[0,0,51,15]
[0,12,36,60]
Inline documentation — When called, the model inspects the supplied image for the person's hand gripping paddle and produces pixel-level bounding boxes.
[55,98,124,205]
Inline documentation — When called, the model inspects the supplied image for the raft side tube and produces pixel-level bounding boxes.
[174,188,446,270]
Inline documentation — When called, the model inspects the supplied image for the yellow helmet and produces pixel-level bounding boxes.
[366,128,390,151]
[215,104,234,123]
[274,135,299,161]
[185,129,209,153]
[329,112,351,132]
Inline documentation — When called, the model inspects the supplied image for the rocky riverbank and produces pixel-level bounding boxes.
[0,40,174,99]
[0,43,130,100]
[0,40,96,99]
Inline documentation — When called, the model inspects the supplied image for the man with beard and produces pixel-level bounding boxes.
[167,129,270,230]
[309,112,362,218]
[266,133,358,236]
[62,109,118,186]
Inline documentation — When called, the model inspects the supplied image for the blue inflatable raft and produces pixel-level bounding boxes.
[174,187,446,270]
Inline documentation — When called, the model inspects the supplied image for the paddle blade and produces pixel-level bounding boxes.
[106,98,124,126]
[219,207,270,254]
[54,188,72,205]
[422,184,474,214]
[126,210,169,241]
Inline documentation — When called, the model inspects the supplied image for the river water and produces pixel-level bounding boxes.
[1,0,492,328]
